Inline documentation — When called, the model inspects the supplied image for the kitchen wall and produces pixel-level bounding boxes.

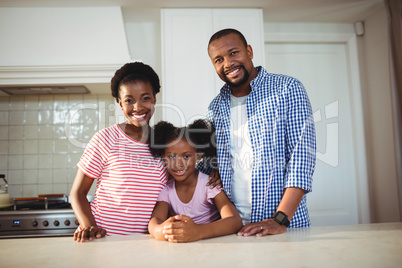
[358,4,401,222]
[0,94,116,197]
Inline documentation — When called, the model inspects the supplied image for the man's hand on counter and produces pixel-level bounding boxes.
[237,187,305,237]
[237,219,287,237]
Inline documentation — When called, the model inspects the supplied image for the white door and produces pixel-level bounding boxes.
[265,43,360,226]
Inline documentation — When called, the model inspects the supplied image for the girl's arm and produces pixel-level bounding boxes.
[200,191,243,238]
[148,201,170,241]
[163,192,243,243]
[70,169,105,242]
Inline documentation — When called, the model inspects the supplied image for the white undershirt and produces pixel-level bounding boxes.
[230,94,253,225]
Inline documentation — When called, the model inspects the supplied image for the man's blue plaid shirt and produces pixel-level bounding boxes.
[205,66,316,227]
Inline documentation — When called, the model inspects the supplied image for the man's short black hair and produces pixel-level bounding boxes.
[208,28,248,49]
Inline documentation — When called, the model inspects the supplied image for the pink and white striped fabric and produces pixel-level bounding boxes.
[77,124,168,235]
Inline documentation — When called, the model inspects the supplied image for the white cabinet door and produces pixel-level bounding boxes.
[161,8,264,127]
[161,9,214,127]
[212,9,265,67]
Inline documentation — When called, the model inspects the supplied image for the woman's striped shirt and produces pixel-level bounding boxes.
[77,124,168,235]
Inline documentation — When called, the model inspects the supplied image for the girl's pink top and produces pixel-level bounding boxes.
[157,172,221,224]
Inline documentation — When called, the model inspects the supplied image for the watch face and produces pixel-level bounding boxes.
[276,213,286,222]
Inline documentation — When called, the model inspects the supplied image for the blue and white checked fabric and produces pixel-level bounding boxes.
[205,66,316,227]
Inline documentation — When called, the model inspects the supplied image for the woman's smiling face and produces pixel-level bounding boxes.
[118,81,156,127]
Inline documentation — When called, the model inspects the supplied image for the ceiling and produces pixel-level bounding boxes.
[0,0,383,23]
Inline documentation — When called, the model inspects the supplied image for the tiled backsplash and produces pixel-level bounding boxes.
[0,94,116,198]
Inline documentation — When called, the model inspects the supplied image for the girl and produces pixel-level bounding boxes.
[70,62,168,242]
[148,120,243,243]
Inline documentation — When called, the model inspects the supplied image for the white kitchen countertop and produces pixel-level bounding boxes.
[0,222,401,268]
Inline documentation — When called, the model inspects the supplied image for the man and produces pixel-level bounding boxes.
[206,28,316,236]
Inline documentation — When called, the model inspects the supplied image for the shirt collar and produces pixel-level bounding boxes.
[220,66,266,97]
[250,66,265,91]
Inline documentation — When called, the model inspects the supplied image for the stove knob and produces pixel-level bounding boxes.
[43,221,49,227]
[54,220,60,226]
[64,220,70,226]
[75,220,79,226]
[32,221,38,227]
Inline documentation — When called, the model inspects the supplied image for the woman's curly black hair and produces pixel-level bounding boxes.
[149,119,217,162]
[110,62,160,103]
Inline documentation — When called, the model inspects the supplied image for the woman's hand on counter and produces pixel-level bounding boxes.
[237,219,286,237]
[74,226,107,242]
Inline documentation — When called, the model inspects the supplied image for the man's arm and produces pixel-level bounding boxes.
[238,78,316,237]
[237,187,305,236]
[276,187,306,221]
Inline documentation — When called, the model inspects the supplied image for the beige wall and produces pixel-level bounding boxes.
[360,3,401,222]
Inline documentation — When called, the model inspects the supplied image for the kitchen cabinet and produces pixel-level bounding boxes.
[0,7,131,85]
[160,8,264,126]
[1,223,401,267]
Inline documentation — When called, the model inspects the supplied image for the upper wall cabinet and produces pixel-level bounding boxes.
[161,8,264,126]
[0,7,131,85]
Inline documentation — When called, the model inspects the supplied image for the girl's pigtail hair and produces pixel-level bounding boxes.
[187,119,217,159]
[149,121,176,158]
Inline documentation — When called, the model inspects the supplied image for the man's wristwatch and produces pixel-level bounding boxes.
[271,211,290,227]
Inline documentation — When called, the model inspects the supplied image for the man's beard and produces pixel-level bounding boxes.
[224,65,250,88]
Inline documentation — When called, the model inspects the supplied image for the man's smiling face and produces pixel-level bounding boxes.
[208,33,255,89]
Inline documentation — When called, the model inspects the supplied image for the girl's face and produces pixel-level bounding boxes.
[118,81,156,127]
[163,139,201,183]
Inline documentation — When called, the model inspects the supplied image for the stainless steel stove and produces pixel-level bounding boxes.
[0,209,78,238]
[0,195,79,239]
